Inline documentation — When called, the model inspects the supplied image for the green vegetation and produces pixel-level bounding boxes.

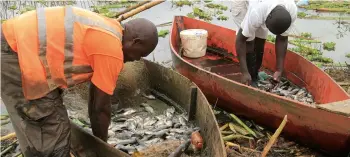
[217,15,228,21]
[172,0,193,7]
[323,42,336,51]
[205,3,228,11]
[297,12,307,18]
[158,30,169,38]
[301,32,312,39]
[19,6,36,14]
[287,32,335,66]
[298,1,350,13]
[267,35,276,43]
[9,5,17,10]
[204,0,213,3]
[193,7,213,21]
[216,10,223,15]
[346,53,350,58]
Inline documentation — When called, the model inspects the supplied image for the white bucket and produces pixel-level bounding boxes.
[180,29,208,58]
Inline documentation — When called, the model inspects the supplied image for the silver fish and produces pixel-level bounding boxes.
[178,116,187,126]
[140,134,153,142]
[154,120,165,126]
[145,138,162,145]
[165,107,175,118]
[125,119,137,131]
[143,117,157,127]
[115,145,136,153]
[152,129,169,138]
[155,115,166,121]
[165,120,173,127]
[116,137,137,145]
[290,88,300,95]
[141,103,154,114]
[166,136,177,140]
[136,145,147,151]
[169,128,186,134]
[115,131,133,139]
[174,123,182,128]
[142,93,156,100]
[108,130,115,137]
[122,108,136,116]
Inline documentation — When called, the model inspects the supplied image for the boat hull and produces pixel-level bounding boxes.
[170,16,350,156]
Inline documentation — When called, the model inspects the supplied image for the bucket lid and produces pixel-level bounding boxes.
[180,29,208,36]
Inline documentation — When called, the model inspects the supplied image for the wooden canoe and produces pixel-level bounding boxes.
[70,59,227,157]
[170,16,350,156]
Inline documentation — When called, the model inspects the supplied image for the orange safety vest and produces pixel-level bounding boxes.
[2,6,124,100]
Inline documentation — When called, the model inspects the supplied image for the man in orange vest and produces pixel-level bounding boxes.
[1,6,158,156]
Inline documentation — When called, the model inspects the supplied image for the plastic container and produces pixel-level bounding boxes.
[180,29,208,58]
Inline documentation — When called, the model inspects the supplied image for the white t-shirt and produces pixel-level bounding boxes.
[241,0,298,39]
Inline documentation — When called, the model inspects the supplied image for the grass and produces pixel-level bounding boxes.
[323,42,336,51]
[267,35,276,43]
[204,0,212,3]
[205,3,228,11]
[19,6,36,14]
[158,30,169,38]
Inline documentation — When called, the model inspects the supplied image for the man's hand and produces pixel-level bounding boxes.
[273,71,282,82]
[241,72,252,85]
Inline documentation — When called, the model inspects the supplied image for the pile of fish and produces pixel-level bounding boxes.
[255,72,316,105]
[75,98,199,155]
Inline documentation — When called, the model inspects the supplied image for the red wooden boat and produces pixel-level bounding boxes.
[170,16,350,156]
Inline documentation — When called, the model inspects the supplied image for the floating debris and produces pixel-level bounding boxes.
[323,42,336,51]
[158,30,170,38]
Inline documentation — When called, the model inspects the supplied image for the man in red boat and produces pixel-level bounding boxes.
[232,0,297,86]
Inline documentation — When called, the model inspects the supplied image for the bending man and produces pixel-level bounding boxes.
[232,0,297,86]
[1,6,158,156]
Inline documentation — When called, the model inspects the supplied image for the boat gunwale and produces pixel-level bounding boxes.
[169,16,350,110]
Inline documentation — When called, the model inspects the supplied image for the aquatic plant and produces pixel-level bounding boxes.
[297,12,307,18]
[172,0,193,7]
[204,0,213,3]
[323,42,336,51]
[346,53,350,58]
[298,1,350,13]
[205,3,228,11]
[158,30,169,38]
[186,12,195,18]
[193,7,213,21]
[301,32,312,39]
[217,15,228,21]
[9,5,17,10]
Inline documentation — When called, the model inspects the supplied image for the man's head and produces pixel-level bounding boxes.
[122,18,158,62]
[265,5,292,35]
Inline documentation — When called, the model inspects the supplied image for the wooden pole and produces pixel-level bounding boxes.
[117,0,165,22]
[261,115,288,157]
[115,1,151,18]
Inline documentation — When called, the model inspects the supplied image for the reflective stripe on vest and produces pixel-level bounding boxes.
[36,6,123,88]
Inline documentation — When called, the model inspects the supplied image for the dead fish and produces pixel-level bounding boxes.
[165,120,173,127]
[115,145,136,153]
[154,125,171,131]
[174,123,182,128]
[287,86,293,91]
[140,134,153,142]
[143,117,157,126]
[135,145,147,151]
[154,120,165,126]
[306,97,314,103]
[155,115,166,121]
[142,93,156,100]
[279,90,290,96]
[112,116,128,122]
[116,137,137,145]
[112,123,128,132]
[169,128,186,134]
[141,103,154,114]
[178,116,187,126]
[152,129,169,138]
[145,138,162,145]
[296,88,306,96]
[125,119,137,131]
[290,88,300,95]
[108,130,115,137]
[165,107,176,118]
[166,136,178,140]
[115,131,133,139]
[122,108,136,116]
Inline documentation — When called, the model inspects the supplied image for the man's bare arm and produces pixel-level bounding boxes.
[274,35,288,81]
[88,83,111,142]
